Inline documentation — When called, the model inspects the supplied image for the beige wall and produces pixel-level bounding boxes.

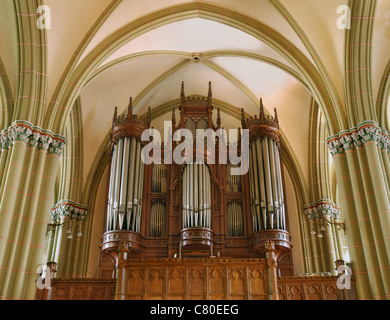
[284,165,305,275]
[86,167,108,278]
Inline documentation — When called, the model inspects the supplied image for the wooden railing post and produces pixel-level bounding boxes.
[115,241,130,300]
[265,241,279,300]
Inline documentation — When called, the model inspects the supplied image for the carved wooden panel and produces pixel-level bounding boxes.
[188,268,206,300]
[124,258,268,300]
[127,269,144,300]
[277,276,356,301]
[167,268,186,300]
[43,279,116,300]
[147,268,165,300]
[209,268,226,300]
[248,268,267,300]
[229,268,246,300]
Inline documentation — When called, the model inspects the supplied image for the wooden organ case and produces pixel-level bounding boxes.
[100,82,294,287]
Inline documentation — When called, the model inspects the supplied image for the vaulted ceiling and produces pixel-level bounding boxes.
[1,0,390,192]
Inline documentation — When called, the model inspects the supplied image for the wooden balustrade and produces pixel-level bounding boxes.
[37,278,116,300]
[278,276,357,300]
[38,269,357,301]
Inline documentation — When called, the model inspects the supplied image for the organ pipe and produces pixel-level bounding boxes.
[228,202,243,237]
[107,143,117,230]
[150,202,166,237]
[182,162,211,229]
[243,104,286,233]
[107,137,145,233]
[256,140,267,230]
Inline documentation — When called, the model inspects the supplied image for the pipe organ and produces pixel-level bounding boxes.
[181,161,211,229]
[101,82,292,276]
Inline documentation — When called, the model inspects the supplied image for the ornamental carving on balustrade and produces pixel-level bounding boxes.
[249,268,265,280]
[52,287,71,299]
[149,269,165,281]
[72,287,89,299]
[229,268,245,280]
[288,285,304,298]
[169,268,186,280]
[209,268,226,280]
[189,268,205,280]
[278,285,287,299]
[306,284,322,298]
[128,269,144,280]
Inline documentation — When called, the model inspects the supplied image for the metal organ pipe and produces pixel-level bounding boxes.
[250,145,260,231]
[182,162,211,229]
[256,139,267,230]
[262,138,274,229]
[194,162,198,226]
[106,135,145,233]
[199,164,204,227]
[112,138,124,230]
[186,165,190,228]
[244,104,286,234]
[127,137,136,231]
[137,149,145,233]
[133,140,141,232]
[269,139,279,230]
[119,137,130,230]
[248,151,257,231]
[202,162,207,227]
[248,137,286,232]
[107,143,117,231]
[182,166,187,229]
[274,143,285,230]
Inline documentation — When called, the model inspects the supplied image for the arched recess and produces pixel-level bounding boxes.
[44,2,345,136]
[46,97,85,278]
[76,99,310,277]
[78,41,312,185]
[376,57,390,131]
[305,99,346,273]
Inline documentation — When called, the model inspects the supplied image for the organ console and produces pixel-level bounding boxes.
[100,82,292,276]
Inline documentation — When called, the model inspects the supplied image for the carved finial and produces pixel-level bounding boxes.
[172,107,176,128]
[274,108,279,128]
[241,108,246,127]
[217,108,221,128]
[113,107,118,127]
[260,98,264,119]
[208,81,212,103]
[127,97,133,120]
[147,107,152,127]
[181,81,185,103]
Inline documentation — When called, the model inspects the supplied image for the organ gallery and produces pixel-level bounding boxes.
[101,83,292,266]
[3,0,390,303]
